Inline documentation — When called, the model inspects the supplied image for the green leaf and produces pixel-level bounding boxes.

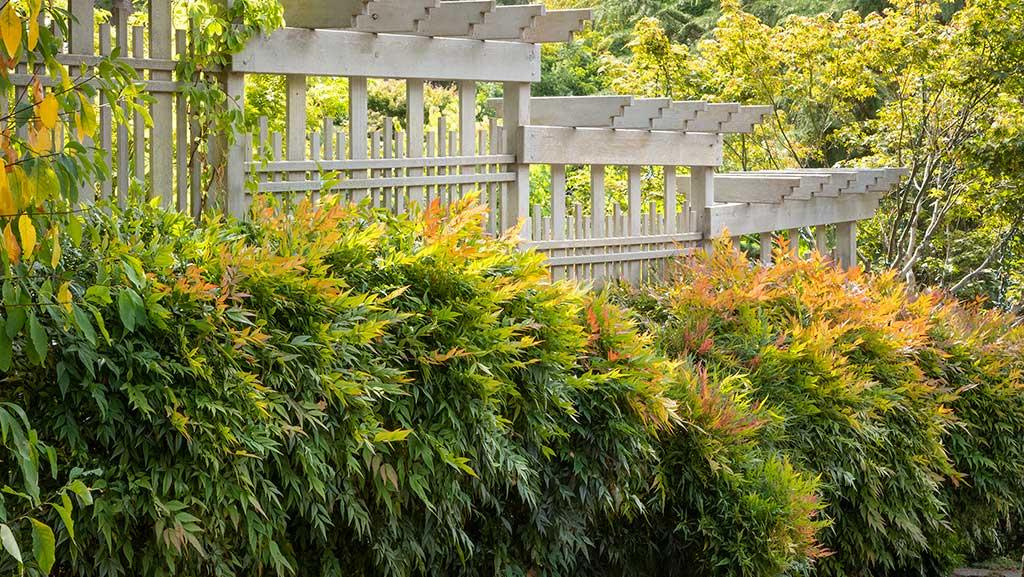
[117,289,144,333]
[0,523,22,563]
[51,493,74,541]
[84,285,112,306]
[67,480,92,506]
[30,518,54,575]
[72,305,96,346]
[374,429,413,443]
[27,312,47,365]
[0,329,11,372]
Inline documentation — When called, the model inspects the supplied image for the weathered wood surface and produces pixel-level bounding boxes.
[519,126,722,166]
[233,28,542,82]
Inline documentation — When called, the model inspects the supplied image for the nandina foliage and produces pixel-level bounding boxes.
[0,200,822,576]
[617,239,1024,577]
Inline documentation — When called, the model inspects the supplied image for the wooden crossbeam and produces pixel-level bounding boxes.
[522,9,593,43]
[470,5,544,40]
[718,172,827,201]
[709,193,884,237]
[612,98,671,129]
[487,95,632,127]
[519,125,722,166]
[233,28,541,82]
[353,0,439,32]
[719,105,773,133]
[749,171,843,198]
[685,103,740,132]
[416,1,495,37]
[650,101,707,130]
[680,174,801,204]
[281,0,368,29]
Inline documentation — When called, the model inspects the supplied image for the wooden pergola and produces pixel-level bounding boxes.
[37,0,905,284]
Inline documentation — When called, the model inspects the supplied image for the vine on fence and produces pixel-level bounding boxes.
[176,0,283,203]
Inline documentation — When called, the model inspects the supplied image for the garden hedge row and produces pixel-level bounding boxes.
[0,201,819,577]
[617,240,1024,577]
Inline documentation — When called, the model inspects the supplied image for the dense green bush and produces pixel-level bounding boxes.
[0,200,821,576]
[617,241,1024,577]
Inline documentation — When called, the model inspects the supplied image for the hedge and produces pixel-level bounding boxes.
[616,239,1024,577]
[0,200,820,577]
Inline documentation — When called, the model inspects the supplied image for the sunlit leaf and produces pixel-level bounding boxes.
[18,215,36,262]
[0,3,21,58]
[29,518,54,575]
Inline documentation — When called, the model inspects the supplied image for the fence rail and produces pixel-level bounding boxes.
[10,0,907,285]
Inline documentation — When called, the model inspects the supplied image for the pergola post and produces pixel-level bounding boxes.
[689,166,715,253]
[837,221,858,268]
[503,81,531,239]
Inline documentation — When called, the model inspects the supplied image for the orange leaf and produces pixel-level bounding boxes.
[4,222,20,264]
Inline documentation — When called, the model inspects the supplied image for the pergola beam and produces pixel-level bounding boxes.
[352,0,439,32]
[488,95,632,127]
[233,28,541,82]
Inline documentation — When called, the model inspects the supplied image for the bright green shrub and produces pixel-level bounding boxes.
[0,200,821,576]
[617,241,1024,576]
[924,302,1024,561]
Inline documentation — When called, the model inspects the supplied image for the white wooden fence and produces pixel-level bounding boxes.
[15,0,907,285]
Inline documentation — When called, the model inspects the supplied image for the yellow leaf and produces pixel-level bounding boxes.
[76,93,96,141]
[50,227,60,268]
[38,93,57,129]
[0,3,21,58]
[3,222,20,265]
[0,161,12,215]
[57,281,72,312]
[28,0,40,20]
[27,15,37,51]
[18,214,35,262]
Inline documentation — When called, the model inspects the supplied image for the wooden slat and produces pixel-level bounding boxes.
[175,30,189,211]
[406,79,425,207]
[651,101,707,130]
[519,126,722,167]
[281,0,367,29]
[349,77,369,203]
[417,1,495,37]
[69,0,95,203]
[487,95,631,127]
[470,5,543,40]
[719,105,773,133]
[132,27,146,190]
[685,103,739,132]
[98,23,113,201]
[709,193,883,237]
[257,172,515,193]
[521,9,592,43]
[249,154,515,173]
[353,0,438,33]
[612,98,671,129]
[150,0,174,208]
[234,28,541,82]
[680,174,801,204]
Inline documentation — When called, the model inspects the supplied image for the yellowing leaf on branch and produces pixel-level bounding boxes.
[0,3,21,58]
[39,93,58,129]
[49,227,60,267]
[18,214,36,262]
[4,222,20,264]
[0,160,12,215]
[76,93,97,141]
[57,281,72,312]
